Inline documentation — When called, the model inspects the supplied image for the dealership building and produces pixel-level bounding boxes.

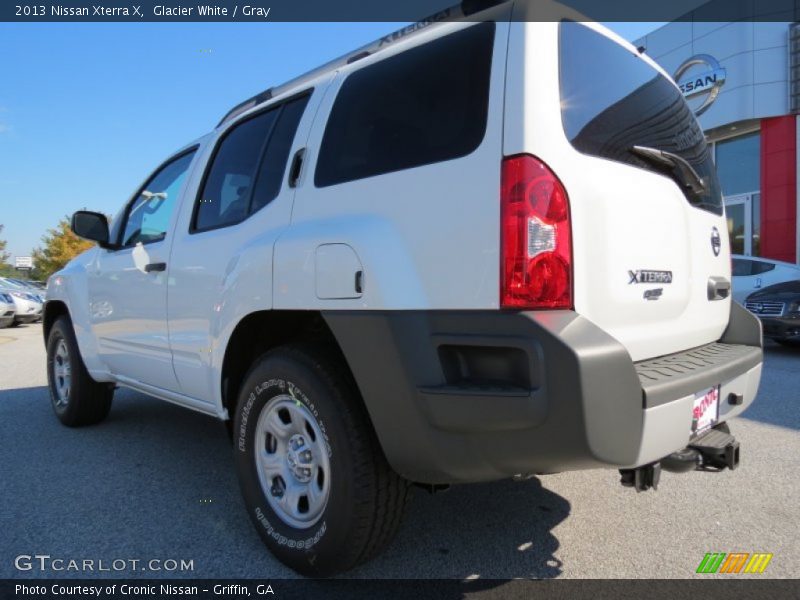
[636,15,799,264]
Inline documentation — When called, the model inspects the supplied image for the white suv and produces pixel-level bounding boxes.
[44,9,763,576]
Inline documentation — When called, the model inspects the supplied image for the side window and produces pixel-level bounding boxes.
[194,109,279,232]
[732,259,753,276]
[250,95,310,213]
[751,261,776,275]
[193,93,310,232]
[314,22,495,188]
[120,150,196,247]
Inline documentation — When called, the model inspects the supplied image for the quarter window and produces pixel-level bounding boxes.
[314,22,495,187]
[120,150,196,247]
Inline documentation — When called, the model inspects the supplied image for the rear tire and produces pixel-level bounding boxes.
[46,316,114,426]
[233,344,410,577]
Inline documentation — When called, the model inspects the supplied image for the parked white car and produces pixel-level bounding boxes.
[44,11,763,577]
[0,284,42,325]
[732,255,800,304]
[0,292,16,328]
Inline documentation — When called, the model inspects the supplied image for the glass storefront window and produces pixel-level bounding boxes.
[714,132,760,196]
[752,192,760,256]
[727,202,746,255]
[725,192,761,256]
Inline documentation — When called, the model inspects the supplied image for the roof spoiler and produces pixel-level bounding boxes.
[216,0,509,127]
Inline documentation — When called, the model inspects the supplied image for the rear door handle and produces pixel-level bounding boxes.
[707,276,730,301]
[288,148,305,188]
[144,262,167,273]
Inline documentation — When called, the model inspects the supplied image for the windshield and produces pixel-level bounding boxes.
[559,22,723,216]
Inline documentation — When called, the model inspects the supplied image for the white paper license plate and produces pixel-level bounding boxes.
[691,385,720,434]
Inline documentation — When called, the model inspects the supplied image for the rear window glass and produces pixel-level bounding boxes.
[315,22,495,187]
[733,259,777,276]
[195,109,279,232]
[751,261,776,275]
[559,22,723,216]
[732,259,752,276]
[250,95,309,213]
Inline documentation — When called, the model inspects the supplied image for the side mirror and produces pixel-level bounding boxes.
[71,211,116,250]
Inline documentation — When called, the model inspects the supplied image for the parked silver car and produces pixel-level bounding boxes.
[0,279,43,325]
[0,292,16,328]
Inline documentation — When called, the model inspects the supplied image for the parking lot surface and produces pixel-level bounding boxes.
[1,323,798,579]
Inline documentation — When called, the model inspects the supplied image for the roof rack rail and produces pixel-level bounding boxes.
[217,87,274,128]
[216,0,509,128]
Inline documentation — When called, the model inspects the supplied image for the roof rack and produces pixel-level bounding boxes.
[216,0,508,127]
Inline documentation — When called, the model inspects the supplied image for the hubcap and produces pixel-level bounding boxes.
[254,394,331,528]
[52,339,71,407]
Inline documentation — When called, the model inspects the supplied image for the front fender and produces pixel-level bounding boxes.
[45,249,113,381]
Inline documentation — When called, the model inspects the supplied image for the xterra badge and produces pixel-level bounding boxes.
[629,270,673,284]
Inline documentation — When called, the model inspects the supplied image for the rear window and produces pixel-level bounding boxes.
[195,109,279,232]
[193,94,310,232]
[559,22,723,216]
[315,22,495,187]
[732,259,753,276]
[751,261,776,275]
[733,259,777,276]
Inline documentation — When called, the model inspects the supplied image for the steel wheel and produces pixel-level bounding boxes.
[52,339,72,408]
[254,394,331,528]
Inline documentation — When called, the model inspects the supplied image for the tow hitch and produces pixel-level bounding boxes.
[619,462,661,492]
[620,425,740,491]
[688,428,740,471]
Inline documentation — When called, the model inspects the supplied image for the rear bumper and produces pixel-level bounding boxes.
[324,303,763,484]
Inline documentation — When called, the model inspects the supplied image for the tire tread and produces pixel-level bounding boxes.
[48,316,113,427]
[276,343,411,574]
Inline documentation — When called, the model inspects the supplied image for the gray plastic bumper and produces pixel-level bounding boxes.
[323,302,763,484]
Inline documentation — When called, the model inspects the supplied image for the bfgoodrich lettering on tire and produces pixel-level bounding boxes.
[233,344,410,576]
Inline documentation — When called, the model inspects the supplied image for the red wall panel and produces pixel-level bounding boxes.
[760,116,797,263]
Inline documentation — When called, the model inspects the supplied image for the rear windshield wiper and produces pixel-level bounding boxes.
[630,145,707,198]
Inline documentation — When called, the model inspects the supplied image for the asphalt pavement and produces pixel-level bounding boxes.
[1,323,798,580]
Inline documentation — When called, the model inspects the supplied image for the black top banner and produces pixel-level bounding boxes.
[2,0,800,23]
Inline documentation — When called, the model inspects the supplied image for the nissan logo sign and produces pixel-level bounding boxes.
[673,54,727,116]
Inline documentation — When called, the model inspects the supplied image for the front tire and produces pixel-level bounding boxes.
[233,344,410,577]
[47,316,114,426]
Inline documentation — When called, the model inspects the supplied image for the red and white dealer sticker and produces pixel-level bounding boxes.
[691,385,720,434]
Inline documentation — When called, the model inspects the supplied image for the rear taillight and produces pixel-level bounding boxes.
[501,154,572,309]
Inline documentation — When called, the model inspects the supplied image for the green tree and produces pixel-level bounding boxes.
[0,224,9,266]
[0,225,14,277]
[30,217,95,281]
